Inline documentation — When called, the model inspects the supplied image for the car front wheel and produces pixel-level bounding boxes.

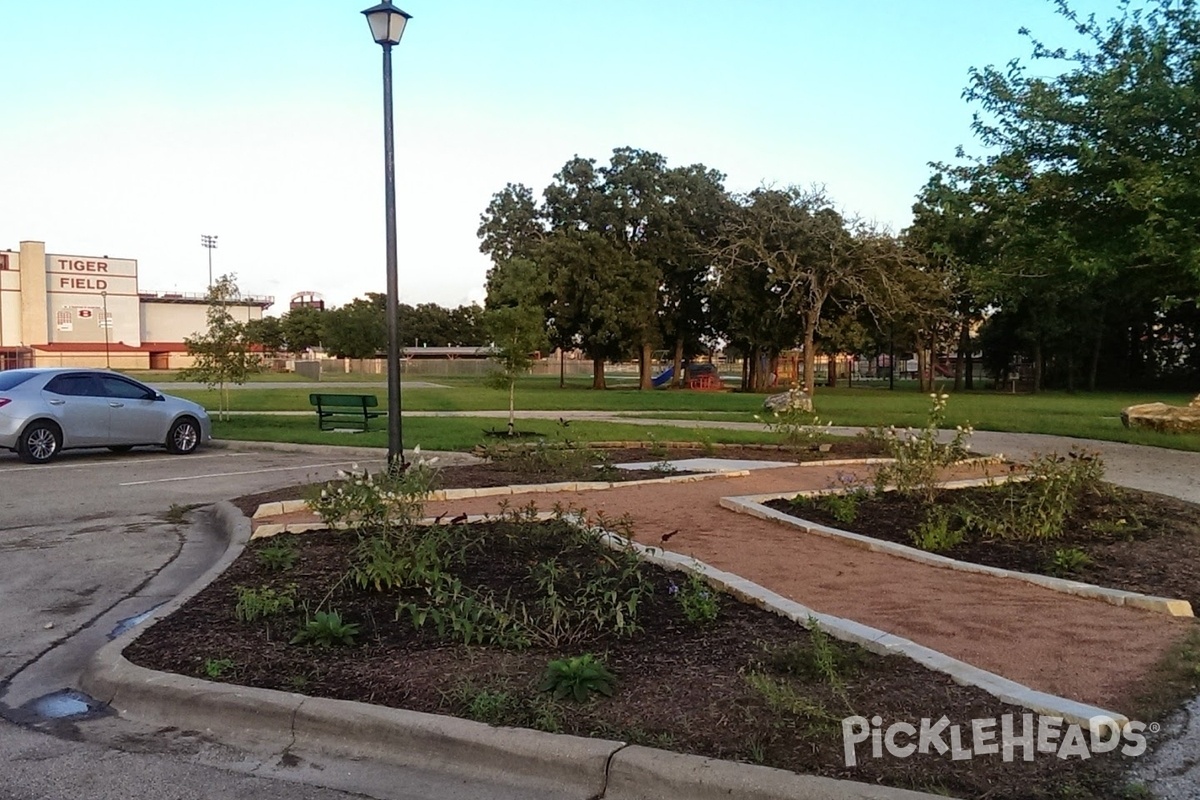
[166,417,201,455]
[18,421,62,464]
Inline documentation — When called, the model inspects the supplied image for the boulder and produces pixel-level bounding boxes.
[1121,394,1200,433]
[763,387,813,414]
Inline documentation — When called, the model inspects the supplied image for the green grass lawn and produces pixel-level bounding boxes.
[212,414,782,452]
[174,374,1199,452]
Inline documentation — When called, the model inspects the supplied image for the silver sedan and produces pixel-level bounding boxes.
[0,368,211,464]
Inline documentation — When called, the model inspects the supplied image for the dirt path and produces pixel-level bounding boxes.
[420,462,1191,712]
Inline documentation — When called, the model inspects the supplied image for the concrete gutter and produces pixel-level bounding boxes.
[80,504,947,800]
[721,477,1193,618]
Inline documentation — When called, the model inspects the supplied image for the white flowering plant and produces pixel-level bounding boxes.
[308,448,439,533]
[870,393,973,504]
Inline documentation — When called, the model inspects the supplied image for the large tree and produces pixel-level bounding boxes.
[322,295,386,359]
[955,0,1200,388]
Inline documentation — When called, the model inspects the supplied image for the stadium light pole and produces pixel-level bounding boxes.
[200,234,218,289]
[362,0,411,470]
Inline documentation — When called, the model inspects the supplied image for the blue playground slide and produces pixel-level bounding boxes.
[651,365,675,388]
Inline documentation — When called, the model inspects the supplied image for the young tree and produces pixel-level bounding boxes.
[484,257,550,434]
[180,274,260,420]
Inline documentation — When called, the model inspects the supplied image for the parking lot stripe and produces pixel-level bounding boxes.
[1,452,248,473]
[118,461,362,486]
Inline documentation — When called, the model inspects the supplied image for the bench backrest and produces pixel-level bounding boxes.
[308,393,379,408]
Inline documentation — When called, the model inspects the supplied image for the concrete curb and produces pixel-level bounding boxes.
[82,654,619,798]
[604,746,939,800]
[250,469,755,521]
[720,478,1194,618]
[210,438,485,466]
[590,525,1131,729]
[79,503,950,799]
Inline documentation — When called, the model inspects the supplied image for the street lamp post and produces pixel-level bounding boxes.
[362,1,411,470]
[101,290,110,369]
[200,234,218,289]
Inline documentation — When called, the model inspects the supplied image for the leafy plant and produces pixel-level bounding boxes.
[256,540,297,572]
[870,393,973,503]
[820,490,866,526]
[459,685,519,726]
[910,507,964,553]
[1050,547,1093,576]
[669,572,720,625]
[743,672,837,725]
[234,584,296,622]
[962,450,1106,541]
[202,657,235,678]
[520,526,653,647]
[308,459,438,534]
[539,654,617,703]
[291,610,361,648]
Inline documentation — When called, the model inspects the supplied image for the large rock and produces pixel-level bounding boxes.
[763,387,813,414]
[1121,394,1200,433]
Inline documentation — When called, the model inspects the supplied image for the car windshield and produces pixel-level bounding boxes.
[0,370,38,391]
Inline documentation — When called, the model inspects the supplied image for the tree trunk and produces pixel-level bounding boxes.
[802,318,817,395]
[591,357,606,390]
[916,347,928,393]
[1066,354,1076,393]
[507,381,516,435]
[954,319,968,392]
[826,353,837,387]
[929,328,939,390]
[1033,339,1044,394]
[638,341,652,390]
[1088,328,1102,392]
[847,356,853,388]
[741,354,749,391]
[559,348,565,389]
[672,338,685,389]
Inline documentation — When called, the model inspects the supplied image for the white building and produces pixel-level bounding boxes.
[1,240,271,370]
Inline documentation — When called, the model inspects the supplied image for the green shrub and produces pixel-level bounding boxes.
[1050,547,1093,576]
[871,393,973,503]
[202,657,235,678]
[234,584,296,622]
[539,654,617,703]
[962,450,1106,541]
[670,572,720,625]
[910,508,964,553]
[256,540,297,572]
[308,459,438,534]
[291,610,360,648]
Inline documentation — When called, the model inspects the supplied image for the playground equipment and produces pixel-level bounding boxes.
[651,365,675,388]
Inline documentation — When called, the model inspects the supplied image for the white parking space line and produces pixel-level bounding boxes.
[118,461,363,486]
[0,452,249,473]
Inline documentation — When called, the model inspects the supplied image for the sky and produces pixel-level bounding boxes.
[1,0,1122,313]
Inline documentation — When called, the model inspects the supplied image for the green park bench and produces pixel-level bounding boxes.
[308,393,381,432]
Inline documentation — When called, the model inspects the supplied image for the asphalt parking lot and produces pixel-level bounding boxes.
[0,442,412,799]
[0,443,383,529]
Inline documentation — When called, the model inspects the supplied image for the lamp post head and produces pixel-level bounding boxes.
[362,1,411,46]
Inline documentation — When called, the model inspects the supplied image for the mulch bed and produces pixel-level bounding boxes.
[126,515,1127,799]
[764,484,1200,611]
